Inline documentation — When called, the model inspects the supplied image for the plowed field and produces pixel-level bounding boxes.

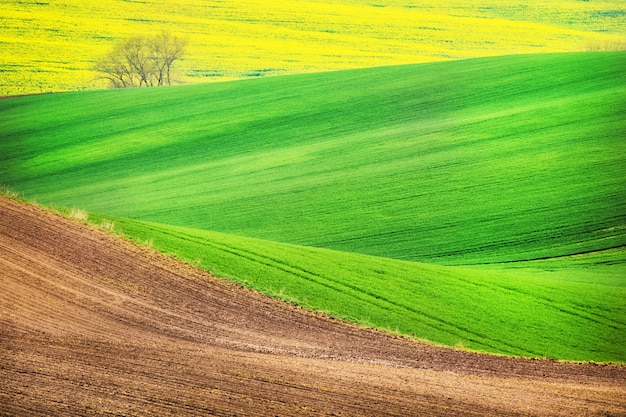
[1,196,624,416]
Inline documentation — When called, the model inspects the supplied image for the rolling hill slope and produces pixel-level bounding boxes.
[2,52,625,264]
[1,52,625,361]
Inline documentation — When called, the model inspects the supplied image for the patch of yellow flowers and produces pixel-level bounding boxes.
[1,0,624,95]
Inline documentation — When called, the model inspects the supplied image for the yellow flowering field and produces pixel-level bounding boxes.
[1,0,625,95]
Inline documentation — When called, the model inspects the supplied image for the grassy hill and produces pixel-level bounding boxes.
[2,0,626,95]
[1,52,625,361]
[2,52,625,264]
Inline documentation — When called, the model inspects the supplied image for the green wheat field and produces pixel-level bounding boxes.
[2,51,625,362]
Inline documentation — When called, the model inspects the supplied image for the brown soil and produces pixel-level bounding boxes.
[1,196,624,416]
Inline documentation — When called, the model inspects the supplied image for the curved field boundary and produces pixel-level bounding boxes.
[1,196,625,416]
[101,215,626,362]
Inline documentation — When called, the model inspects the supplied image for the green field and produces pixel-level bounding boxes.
[2,52,625,361]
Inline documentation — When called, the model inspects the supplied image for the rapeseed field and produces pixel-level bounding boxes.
[2,0,625,95]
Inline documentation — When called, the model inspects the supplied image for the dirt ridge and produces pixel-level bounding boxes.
[1,196,624,416]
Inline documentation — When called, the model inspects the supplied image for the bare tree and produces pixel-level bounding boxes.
[94,31,186,88]
[150,31,187,86]
[124,36,154,87]
[94,42,136,88]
